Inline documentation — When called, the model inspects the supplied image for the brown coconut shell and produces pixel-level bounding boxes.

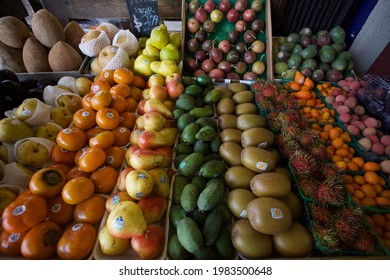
[32,9,65,48]
[48,41,83,71]
[23,37,51,72]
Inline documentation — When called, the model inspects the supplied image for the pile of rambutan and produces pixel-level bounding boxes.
[307,203,384,255]
[251,78,387,256]
[252,79,299,113]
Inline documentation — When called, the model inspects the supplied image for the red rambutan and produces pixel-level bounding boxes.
[312,223,339,252]
[354,230,380,254]
[308,203,332,225]
[315,179,348,205]
[297,175,318,198]
[289,151,317,175]
[334,216,361,243]
[309,145,330,161]
[263,84,278,97]
[275,91,289,104]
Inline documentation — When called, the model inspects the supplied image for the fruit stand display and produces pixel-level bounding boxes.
[1,0,390,261]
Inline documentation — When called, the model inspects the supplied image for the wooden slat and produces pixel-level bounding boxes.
[40,0,181,22]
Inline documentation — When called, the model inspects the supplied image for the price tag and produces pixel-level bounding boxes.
[126,0,160,37]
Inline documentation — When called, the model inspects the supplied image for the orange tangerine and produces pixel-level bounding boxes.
[364,171,380,184]
[346,161,360,172]
[360,184,377,199]
[380,190,390,199]
[331,138,344,149]
[363,161,381,172]
[361,197,377,207]
[352,196,361,205]
[343,174,354,184]
[351,157,364,168]
[376,197,390,207]
[353,175,366,185]
[353,189,365,199]
[373,184,384,194]
[371,213,386,228]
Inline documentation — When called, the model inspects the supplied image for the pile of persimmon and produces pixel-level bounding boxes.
[52,68,148,195]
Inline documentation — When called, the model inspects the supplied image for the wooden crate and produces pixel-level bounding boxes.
[181,0,274,81]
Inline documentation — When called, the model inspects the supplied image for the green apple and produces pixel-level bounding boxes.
[170,32,181,49]
[160,43,180,64]
[35,122,62,142]
[98,224,130,256]
[16,139,50,168]
[14,98,38,121]
[134,54,154,77]
[50,107,73,128]
[142,44,160,61]
[0,187,18,214]
[75,77,93,96]
[0,118,35,143]
[56,94,82,114]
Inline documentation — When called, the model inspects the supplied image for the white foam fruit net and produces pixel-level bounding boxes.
[98,22,120,41]
[112,29,140,58]
[79,30,111,57]
[102,46,131,71]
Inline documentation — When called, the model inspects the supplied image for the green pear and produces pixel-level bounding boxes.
[14,98,38,120]
[169,32,181,49]
[160,43,180,64]
[0,118,34,143]
[150,60,179,78]
[142,44,160,61]
[149,24,169,50]
[134,54,154,77]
